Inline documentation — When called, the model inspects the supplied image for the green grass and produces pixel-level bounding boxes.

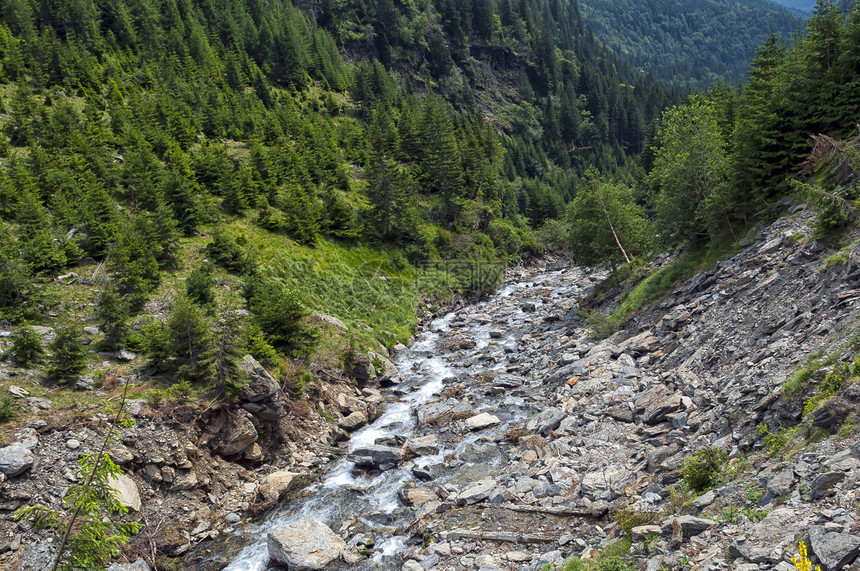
[584,240,739,339]
[613,241,738,318]
[212,220,461,349]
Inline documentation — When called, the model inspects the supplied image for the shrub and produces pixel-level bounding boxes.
[614,506,657,537]
[680,446,728,492]
[9,324,45,367]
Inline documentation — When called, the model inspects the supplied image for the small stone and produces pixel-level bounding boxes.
[66,439,81,450]
[8,386,29,398]
[106,559,151,571]
[465,412,501,431]
[692,490,716,509]
[489,330,504,339]
[115,349,136,361]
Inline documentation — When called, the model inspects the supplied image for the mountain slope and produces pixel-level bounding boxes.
[578,0,799,89]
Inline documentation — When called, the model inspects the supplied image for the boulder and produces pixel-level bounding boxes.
[665,515,715,540]
[238,355,280,402]
[215,412,258,456]
[766,469,794,496]
[728,508,803,563]
[347,445,402,470]
[808,526,860,571]
[368,352,398,381]
[465,412,501,431]
[0,445,34,477]
[108,474,141,512]
[309,313,348,331]
[267,518,346,569]
[810,471,845,500]
[258,471,300,503]
[405,435,440,456]
[339,411,368,432]
[399,487,439,506]
[642,393,683,425]
[457,479,497,504]
[525,407,565,435]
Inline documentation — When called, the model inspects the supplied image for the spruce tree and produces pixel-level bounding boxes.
[48,319,88,384]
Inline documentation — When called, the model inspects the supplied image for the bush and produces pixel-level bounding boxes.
[680,446,728,492]
[8,324,45,367]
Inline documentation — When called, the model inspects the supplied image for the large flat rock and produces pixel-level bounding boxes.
[267,518,346,569]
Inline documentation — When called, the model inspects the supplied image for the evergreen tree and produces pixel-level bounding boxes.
[168,295,212,383]
[9,324,46,367]
[48,319,88,383]
[95,286,130,350]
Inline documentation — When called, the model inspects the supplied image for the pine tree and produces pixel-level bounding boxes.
[95,286,130,350]
[9,324,46,367]
[168,295,212,383]
[48,319,87,383]
[212,307,247,400]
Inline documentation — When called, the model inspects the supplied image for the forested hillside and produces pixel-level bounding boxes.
[0,0,680,404]
[577,0,799,89]
[569,0,860,288]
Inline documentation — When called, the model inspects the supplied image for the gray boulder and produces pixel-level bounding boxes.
[525,407,565,435]
[238,355,280,402]
[810,471,846,500]
[108,474,141,512]
[0,445,35,477]
[808,526,860,571]
[267,518,346,569]
[347,445,402,470]
[214,412,258,456]
[339,411,368,432]
[728,508,803,563]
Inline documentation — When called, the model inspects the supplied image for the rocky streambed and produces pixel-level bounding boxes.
[204,206,860,571]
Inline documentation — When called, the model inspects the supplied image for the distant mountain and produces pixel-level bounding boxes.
[578,0,800,89]
[768,0,816,13]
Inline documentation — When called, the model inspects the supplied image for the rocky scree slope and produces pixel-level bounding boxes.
[333,205,860,571]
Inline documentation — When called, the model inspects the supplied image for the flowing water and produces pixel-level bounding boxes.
[221,268,582,570]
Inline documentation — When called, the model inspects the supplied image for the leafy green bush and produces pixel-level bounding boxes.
[680,446,728,492]
[8,324,45,367]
